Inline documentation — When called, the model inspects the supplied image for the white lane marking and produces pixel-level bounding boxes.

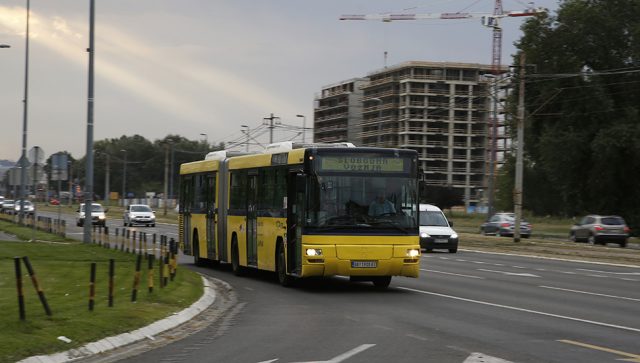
[477,269,540,278]
[397,286,640,333]
[463,352,514,363]
[493,263,504,266]
[585,274,607,278]
[539,286,640,302]
[421,269,485,279]
[257,360,278,363]
[512,266,526,269]
[455,259,468,262]
[471,261,487,264]
[621,278,640,282]
[266,345,376,363]
[406,333,429,341]
[577,268,640,276]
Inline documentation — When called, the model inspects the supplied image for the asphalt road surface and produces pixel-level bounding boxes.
[112,251,639,363]
[38,211,640,362]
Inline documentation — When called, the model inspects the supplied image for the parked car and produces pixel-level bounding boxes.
[0,195,4,207]
[480,212,532,238]
[14,200,35,215]
[569,215,629,247]
[123,204,156,227]
[1,199,16,214]
[76,203,107,226]
[419,204,458,253]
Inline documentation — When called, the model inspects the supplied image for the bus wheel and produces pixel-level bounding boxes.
[231,237,244,276]
[277,244,294,287]
[372,276,391,289]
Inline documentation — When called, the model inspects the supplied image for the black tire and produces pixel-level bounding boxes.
[231,237,244,276]
[620,239,628,248]
[372,276,392,289]
[276,244,294,287]
[425,248,433,253]
[588,234,596,245]
[150,223,155,227]
[449,248,458,253]
[569,232,576,242]
[123,220,127,227]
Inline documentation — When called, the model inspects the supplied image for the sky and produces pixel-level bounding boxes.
[0,0,560,162]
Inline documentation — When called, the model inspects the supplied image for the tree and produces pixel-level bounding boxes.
[510,0,640,231]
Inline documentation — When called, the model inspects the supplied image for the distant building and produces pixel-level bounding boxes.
[314,61,509,210]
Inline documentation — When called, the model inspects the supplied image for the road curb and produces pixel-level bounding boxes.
[18,275,216,363]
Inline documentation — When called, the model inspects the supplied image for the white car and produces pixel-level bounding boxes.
[419,204,459,253]
[14,200,35,215]
[76,203,107,227]
[123,204,156,227]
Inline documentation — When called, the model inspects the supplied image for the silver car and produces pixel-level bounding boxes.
[123,204,156,227]
[14,200,35,215]
[480,212,532,238]
[569,215,629,247]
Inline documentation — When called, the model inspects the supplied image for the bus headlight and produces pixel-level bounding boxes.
[306,248,323,256]
[406,248,420,257]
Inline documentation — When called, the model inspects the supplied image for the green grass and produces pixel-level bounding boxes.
[0,240,202,363]
[0,219,74,242]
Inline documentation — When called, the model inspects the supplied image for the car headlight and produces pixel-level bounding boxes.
[406,248,420,257]
[450,233,458,239]
[306,248,322,256]
[420,232,429,238]
[98,215,106,220]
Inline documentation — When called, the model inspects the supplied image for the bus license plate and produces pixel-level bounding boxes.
[352,261,377,268]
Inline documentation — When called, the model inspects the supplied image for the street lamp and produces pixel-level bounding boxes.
[241,125,250,152]
[120,149,127,206]
[296,114,307,143]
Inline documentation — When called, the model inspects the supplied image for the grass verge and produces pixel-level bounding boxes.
[0,239,202,363]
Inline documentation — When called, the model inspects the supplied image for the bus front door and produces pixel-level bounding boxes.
[286,172,304,275]
[247,173,258,266]
[206,174,216,259]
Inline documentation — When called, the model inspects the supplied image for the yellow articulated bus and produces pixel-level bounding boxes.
[179,142,420,288]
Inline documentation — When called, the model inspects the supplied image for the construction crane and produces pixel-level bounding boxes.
[340,2,545,74]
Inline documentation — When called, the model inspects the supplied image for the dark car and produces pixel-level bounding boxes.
[569,215,630,247]
[480,212,532,238]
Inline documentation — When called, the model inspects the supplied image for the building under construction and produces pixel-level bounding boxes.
[314,61,509,210]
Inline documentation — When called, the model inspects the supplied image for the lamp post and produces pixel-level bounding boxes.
[18,0,31,226]
[241,125,250,152]
[83,0,96,243]
[120,149,127,206]
[296,114,306,143]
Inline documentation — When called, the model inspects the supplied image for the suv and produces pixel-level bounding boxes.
[76,203,107,226]
[570,215,630,247]
[419,204,458,253]
[123,204,156,227]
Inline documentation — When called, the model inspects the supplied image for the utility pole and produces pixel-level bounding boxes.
[513,52,526,242]
[263,113,280,144]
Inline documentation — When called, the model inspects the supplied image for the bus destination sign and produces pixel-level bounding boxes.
[320,156,405,173]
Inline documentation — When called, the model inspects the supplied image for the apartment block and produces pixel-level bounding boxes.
[314,61,509,209]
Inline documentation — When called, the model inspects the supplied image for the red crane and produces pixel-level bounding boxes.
[340,2,545,74]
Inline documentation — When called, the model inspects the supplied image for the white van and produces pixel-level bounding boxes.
[419,204,458,253]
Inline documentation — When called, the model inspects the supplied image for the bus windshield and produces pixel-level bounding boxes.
[306,172,418,234]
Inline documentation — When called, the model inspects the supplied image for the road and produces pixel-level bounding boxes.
[40,210,640,362]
